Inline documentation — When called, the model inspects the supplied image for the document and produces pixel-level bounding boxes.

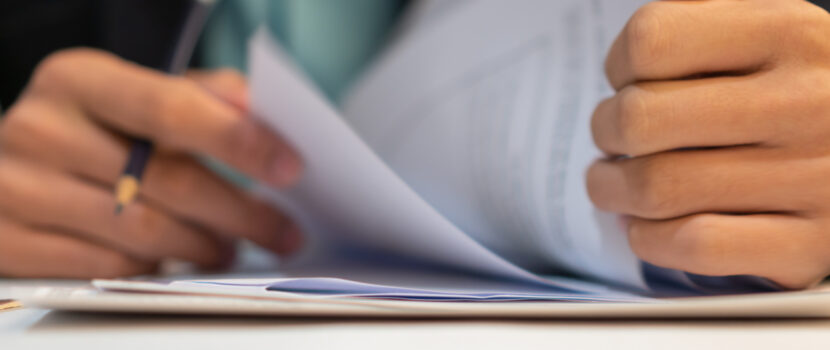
[19,278,830,318]
[247,0,664,298]
[23,0,778,309]
[161,274,647,302]
[249,27,571,291]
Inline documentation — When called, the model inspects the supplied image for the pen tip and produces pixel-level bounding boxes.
[114,175,140,216]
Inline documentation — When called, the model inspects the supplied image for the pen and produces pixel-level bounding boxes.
[114,0,215,214]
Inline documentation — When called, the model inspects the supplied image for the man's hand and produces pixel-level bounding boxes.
[588,0,830,289]
[0,49,303,278]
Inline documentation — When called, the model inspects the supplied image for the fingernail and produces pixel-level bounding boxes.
[271,153,303,187]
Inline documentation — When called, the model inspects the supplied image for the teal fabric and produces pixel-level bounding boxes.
[199,0,402,102]
[198,0,401,187]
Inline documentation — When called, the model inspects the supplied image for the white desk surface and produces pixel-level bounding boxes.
[2,280,830,350]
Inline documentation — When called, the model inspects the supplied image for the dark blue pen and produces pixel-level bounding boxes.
[114,0,214,214]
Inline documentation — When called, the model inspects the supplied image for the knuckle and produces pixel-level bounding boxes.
[780,1,829,29]
[766,2,830,55]
[795,10,830,55]
[143,78,198,139]
[625,3,666,73]
[30,48,109,91]
[615,87,652,155]
[30,51,76,88]
[0,101,56,152]
[799,4,830,26]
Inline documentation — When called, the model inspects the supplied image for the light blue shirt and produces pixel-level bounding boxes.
[197,0,402,185]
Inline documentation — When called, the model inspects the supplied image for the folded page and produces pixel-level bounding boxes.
[85,273,648,303]
[23,282,830,318]
[249,29,600,293]
[167,277,650,302]
[343,0,649,288]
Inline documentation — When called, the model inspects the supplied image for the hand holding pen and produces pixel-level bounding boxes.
[0,17,303,278]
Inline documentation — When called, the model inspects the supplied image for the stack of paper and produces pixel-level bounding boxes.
[15,0,802,316]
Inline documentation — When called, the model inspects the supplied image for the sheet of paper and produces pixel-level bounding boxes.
[342,0,650,288]
[21,281,830,319]
[249,29,599,294]
[83,276,645,303]
[163,277,648,302]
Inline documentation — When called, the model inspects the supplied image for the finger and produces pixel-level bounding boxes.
[0,94,131,184]
[140,153,303,255]
[186,69,249,111]
[0,156,232,268]
[0,100,302,255]
[627,213,828,289]
[606,0,775,89]
[27,49,301,187]
[586,147,818,220]
[0,215,156,278]
[591,74,802,157]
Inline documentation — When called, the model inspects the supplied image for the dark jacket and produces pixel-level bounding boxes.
[0,0,194,108]
[2,0,829,109]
